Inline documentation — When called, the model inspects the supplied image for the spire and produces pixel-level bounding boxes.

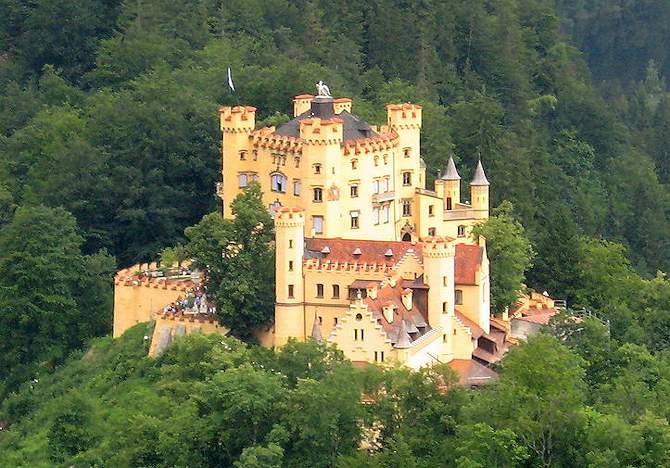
[442,156,461,181]
[394,320,412,349]
[311,317,322,342]
[470,159,490,186]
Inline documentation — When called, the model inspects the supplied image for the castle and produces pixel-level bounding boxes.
[113,86,516,383]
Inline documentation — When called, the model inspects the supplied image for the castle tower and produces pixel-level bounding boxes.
[434,156,461,210]
[422,236,456,362]
[274,207,306,346]
[470,160,490,219]
[218,105,256,218]
[293,95,314,116]
[299,96,344,237]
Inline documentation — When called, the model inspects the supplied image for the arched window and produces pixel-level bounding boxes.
[457,225,466,237]
[271,173,286,193]
[402,172,412,186]
[313,187,323,202]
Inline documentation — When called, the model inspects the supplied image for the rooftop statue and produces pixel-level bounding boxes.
[316,80,331,97]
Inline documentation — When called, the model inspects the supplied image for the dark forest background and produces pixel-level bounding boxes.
[1,1,670,465]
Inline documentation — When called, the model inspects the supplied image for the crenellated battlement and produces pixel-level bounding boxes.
[342,131,399,155]
[422,236,456,257]
[218,105,256,132]
[386,103,423,130]
[299,117,343,144]
[275,207,306,227]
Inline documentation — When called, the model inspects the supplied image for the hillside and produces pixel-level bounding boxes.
[3,322,670,466]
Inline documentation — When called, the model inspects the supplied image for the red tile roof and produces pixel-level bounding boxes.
[305,238,421,268]
[455,310,485,339]
[363,282,429,338]
[448,359,498,385]
[455,244,482,285]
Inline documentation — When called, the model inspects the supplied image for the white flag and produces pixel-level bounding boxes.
[227,67,235,93]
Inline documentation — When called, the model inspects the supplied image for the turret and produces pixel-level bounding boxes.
[470,160,490,219]
[434,156,461,210]
[422,236,456,361]
[274,207,306,346]
[293,95,314,117]
[333,98,352,114]
[218,105,257,218]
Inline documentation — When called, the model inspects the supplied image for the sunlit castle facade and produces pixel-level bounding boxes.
[218,92,490,243]
[218,86,506,380]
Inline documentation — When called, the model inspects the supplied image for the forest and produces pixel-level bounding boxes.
[0,0,670,465]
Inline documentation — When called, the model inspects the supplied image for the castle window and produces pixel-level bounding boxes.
[252,150,258,161]
[361,329,365,341]
[294,156,300,168]
[313,187,323,202]
[404,148,411,158]
[334,317,338,325]
[332,284,340,299]
[382,204,390,223]
[350,211,360,229]
[383,154,388,165]
[443,276,448,286]
[428,205,434,216]
[288,239,293,249]
[318,316,323,325]
[402,172,412,186]
[313,216,323,234]
[351,159,358,169]
[374,351,384,362]
[288,285,294,298]
[239,150,247,160]
[457,225,466,238]
[383,177,390,192]
[350,183,358,198]
[455,289,463,305]
[373,207,380,225]
[293,179,301,196]
[428,227,436,236]
[442,302,447,313]
[288,261,294,272]
[402,200,412,217]
[446,197,453,210]
[313,164,321,174]
[316,284,324,298]
[354,329,358,340]
[271,173,286,193]
[238,173,248,188]
[374,156,379,166]
[443,334,447,343]
[373,179,380,194]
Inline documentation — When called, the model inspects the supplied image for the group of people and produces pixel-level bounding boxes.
[162,284,216,316]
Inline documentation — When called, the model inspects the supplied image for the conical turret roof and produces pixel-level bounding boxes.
[311,317,322,342]
[394,320,412,349]
[470,160,490,186]
[442,156,461,181]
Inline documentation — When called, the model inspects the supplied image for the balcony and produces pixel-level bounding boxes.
[372,191,395,203]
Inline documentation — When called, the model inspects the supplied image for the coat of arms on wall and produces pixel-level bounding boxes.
[327,184,340,201]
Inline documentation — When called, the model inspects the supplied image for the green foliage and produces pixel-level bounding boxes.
[0,206,114,399]
[185,183,275,339]
[472,201,534,313]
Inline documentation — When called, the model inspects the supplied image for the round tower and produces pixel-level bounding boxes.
[422,236,456,361]
[470,160,490,219]
[274,207,306,346]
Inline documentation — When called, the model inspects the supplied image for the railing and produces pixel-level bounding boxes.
[569,308,611,337]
